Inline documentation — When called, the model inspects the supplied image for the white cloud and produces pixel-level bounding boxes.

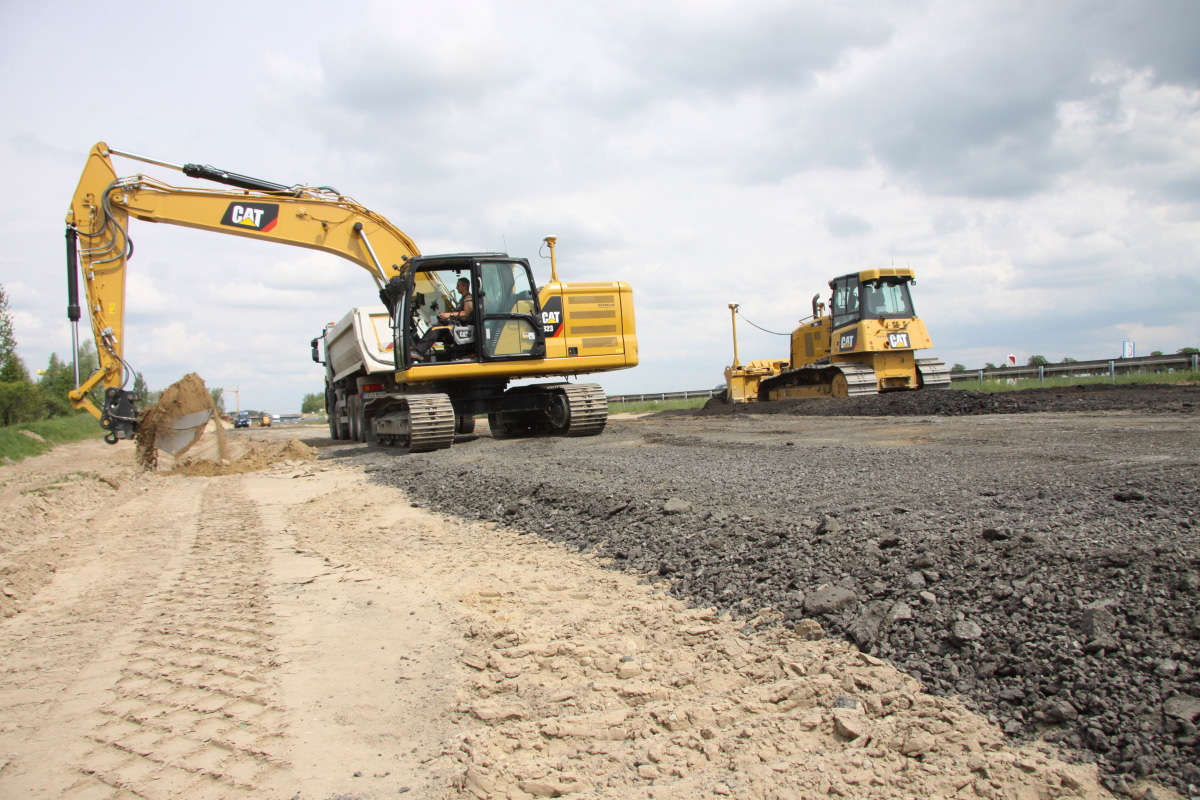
[1,0,1198,414]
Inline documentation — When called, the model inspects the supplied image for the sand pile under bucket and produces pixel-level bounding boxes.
[169,437,318,476]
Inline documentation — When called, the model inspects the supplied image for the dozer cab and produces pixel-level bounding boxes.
[724,267,949,402]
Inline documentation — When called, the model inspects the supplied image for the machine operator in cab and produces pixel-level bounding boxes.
[411,277,474,362]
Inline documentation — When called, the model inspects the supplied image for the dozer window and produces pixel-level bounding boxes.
[831,278,859,330]
[860,279,913,320]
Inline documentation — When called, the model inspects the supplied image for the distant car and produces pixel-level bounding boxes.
[234,413,251,428]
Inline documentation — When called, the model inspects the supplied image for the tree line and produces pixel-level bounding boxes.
[0,284,100,425]
[0,283,231,426]
[950,349,1199,372]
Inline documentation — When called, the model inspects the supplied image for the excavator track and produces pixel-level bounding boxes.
[490,383,609,438]
[374,394,455,452]
[759,362,879,400]
[556,383,609,437]
[915,358,952,389]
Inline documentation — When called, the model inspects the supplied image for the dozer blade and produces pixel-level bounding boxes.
[154,408,214,456]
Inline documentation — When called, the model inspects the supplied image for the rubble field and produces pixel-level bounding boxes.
[347,383,1200,797]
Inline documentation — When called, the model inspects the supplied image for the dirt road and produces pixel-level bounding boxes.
[0,403,1190,799]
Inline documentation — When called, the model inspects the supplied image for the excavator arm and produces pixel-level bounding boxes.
[65,141,421,441]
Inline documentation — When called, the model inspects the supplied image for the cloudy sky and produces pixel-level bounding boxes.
[2,0,1198,412]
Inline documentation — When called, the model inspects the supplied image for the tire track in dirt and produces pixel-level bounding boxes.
[67,480,287,799]
[0,470,190,797]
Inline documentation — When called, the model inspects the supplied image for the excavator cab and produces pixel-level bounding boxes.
[397,256,545,367]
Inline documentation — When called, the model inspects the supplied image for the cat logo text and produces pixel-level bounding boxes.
[220,202,280,233]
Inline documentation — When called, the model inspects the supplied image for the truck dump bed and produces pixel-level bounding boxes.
[324,306,396,382]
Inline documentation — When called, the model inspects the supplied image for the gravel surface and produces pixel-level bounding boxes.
[697,381,1200,418]
[337,383,1200,798]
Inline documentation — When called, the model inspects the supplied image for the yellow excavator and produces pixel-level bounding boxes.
[65,142,637,452]
[724,267,948,402]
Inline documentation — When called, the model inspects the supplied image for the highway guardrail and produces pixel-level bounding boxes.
[607,354,1199,402]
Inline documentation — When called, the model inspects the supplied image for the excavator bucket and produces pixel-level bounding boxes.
[155,408,215,455]
[134,373,224,470]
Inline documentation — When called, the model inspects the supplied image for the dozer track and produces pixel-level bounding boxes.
[758,362,879,401]
[374,394,456,452]
[915,358,952,389]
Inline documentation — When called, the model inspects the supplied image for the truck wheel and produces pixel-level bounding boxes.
[348,397,360,442]
[456,414,476,435]
[488,412,514,439]
[327,392,341,440]
[355,401,368,443]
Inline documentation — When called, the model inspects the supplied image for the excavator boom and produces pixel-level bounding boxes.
[65,142,421,443]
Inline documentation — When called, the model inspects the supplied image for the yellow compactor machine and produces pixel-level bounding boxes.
[724,267,949,402]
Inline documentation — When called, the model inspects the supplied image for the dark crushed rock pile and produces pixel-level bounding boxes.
[341,384,1200,797]
[695,382,1200,417]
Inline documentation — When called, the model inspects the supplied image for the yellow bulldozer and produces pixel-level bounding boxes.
[724,267,949,402]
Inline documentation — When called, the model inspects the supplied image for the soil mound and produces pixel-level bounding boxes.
[694,382,1200,418]
[170,438,317,476]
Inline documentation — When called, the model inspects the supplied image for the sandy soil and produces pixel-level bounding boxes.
[0,422,1167,800]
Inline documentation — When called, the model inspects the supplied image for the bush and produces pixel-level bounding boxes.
[0,381,42,426]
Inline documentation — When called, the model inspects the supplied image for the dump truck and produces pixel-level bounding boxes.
[724,267,949,402]
[313,305,398,442]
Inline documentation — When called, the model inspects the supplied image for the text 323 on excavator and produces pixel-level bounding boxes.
[65,142,637,452]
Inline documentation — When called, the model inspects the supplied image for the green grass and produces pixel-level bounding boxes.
[957,369,1200,393]
[0,414,108,464]
[608,397,711,414]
